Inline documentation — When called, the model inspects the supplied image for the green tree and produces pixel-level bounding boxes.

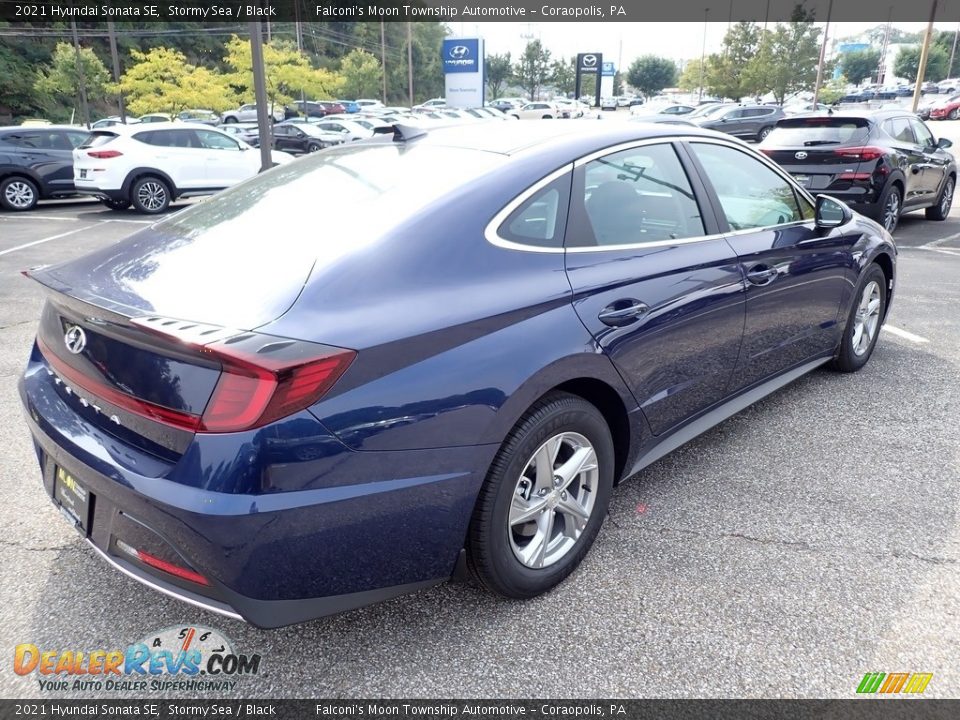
[678,58,706,93]
[115,47,236,116]
[819,75,848,104]
[626,55,678,97]
[706,22,761,100]
[550,57,576,97]
[895,45,949,83]
[339,49,381,99]
[840,49,881,86]
[514,39,552,101]
[485,52,512,99]
[223,35,343,107]
[743,5,822,104]
[34,42,111,111]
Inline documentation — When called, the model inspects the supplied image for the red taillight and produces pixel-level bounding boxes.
[115,539,209,586]
[838,172,872,181]
[758,148,774,156]
[199,346,355,433]
[87,150,122,159]
[835,146,884,161]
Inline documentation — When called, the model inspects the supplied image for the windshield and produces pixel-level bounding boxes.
[765,118,870,147]
[122,144,504,328]
[689,104,729,118]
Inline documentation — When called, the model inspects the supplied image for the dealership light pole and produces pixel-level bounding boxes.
[912,0,940,113]
[878,8,892,85]
[381,21,388,104]
[699,8,709,102]
[407,22,414,105]
[949,19,960,79]
[811,0,833,108]
[250,21,273,173]
[69,17,90,129]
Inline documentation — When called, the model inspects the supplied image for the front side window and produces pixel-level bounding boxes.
[568,143,705,247]
[690,142,803,230]
[909,118,935,148]
[196,130,240,150]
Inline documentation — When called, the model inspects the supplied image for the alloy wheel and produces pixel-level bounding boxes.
[851,280,881,357]
[883,189,900,232]
[137,182,167,212]
[508,432,598,569]
[4,180,35,209]
[941,179,954,216]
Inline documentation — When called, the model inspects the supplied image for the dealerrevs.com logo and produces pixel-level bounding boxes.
[14,626,261,693]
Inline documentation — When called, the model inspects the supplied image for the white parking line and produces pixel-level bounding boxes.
[0,224,99,257]
[882,325,930,344]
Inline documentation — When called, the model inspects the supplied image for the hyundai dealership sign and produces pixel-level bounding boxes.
[443,38,485,108]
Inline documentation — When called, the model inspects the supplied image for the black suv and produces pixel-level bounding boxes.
[0,126,89,211]
[693,104,786,142]
[759,110,956,233]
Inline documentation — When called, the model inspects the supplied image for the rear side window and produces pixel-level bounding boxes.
[497,173,571,249]
[79,131,118,149]
[766,117,871,147]
[882,118,915,144]
[568,143,705,247]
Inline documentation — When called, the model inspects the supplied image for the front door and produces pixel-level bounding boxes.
[564,141,746,436]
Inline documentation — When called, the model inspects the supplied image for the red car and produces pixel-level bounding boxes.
[929,94,960,120]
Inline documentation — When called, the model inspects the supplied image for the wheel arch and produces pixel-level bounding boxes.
[871,251,895,320]
[122,167,178,199]
[0,167,44,195]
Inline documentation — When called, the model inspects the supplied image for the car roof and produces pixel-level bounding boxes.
[400,120,727,157]
[0,124,87,132]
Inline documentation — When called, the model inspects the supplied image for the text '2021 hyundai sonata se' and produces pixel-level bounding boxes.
[19,121,896,627]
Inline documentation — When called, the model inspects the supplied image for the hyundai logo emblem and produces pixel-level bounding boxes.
[64,325,87,355]
[795,151,808,160]
[449,45,469,60]
[582,55,598,67]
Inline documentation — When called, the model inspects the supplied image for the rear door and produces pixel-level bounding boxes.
[686,140,853,391]
[133,129,207,189]
[564,140,746,436]
[879,116,930,206]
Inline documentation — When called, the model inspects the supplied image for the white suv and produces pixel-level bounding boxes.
[221,103,286,124]
[73,122,292,214]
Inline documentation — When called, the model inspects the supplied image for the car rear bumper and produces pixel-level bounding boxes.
[19,346,496,628]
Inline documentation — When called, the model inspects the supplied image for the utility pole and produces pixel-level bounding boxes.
[912,0,939,113]
[407,22,414,105]
[381,21,388,104]
[295,2,306,118]
[250,22,273,172]
[949,19,960,80]
[812,0,833,108]
[107,20,125,122]
[878,8,893,85]
[69,17,90,128]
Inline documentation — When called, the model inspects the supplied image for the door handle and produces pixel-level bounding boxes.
[746,264,778,285]
[598,299,650,327]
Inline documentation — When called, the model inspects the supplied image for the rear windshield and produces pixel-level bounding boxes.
[78,131,118,149]
[765,118,870,147]
[141,143,504,328]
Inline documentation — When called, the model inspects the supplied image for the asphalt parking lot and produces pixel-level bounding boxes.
[2,142,960,699]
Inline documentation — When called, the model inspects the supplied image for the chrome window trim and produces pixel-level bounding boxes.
[484,135,816,254]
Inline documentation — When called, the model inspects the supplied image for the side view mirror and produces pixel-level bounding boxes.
[938,137,953,149]
[815,194,852,229]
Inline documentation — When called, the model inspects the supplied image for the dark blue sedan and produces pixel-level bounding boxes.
[19,122,896,627]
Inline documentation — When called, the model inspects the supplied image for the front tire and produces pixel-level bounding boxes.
[467,392,614,599]
[307,142,322,153]
[831,264,887,373]
[1,176,39,211]
[925,176,954,220]
[950,108,959,120]
[130,176,171,214]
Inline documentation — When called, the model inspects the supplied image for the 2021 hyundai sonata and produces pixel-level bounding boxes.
[19,122,896,627]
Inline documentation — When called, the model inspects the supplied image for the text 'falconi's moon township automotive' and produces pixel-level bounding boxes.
[20,121,895,627]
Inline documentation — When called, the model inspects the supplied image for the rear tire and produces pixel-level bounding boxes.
[875,183,902,233]
[307,142,322,153]
[466,392,615,599]
[130,176,170,214]
[925,176,954,220]
[223,117,237,124]
[1,176,39,211]
[757,125,773,141]
[831,264,887,373]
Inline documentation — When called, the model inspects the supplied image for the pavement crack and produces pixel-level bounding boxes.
[0,320,33,332]
[0,537,77,553]
[890,550,958,566]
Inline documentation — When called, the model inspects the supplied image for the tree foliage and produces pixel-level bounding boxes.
[550,57,576,96]
[114,47,234,116]
[678,58,706,93]
[840,49,881,86]
[895,45,949,83]
[485,52,512,99]
[338,49,381,99]
[742,5,822,104]
[514,40,552,101]
[626,55,677,97]
[704,23,760,101]
[35,42,112,107]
